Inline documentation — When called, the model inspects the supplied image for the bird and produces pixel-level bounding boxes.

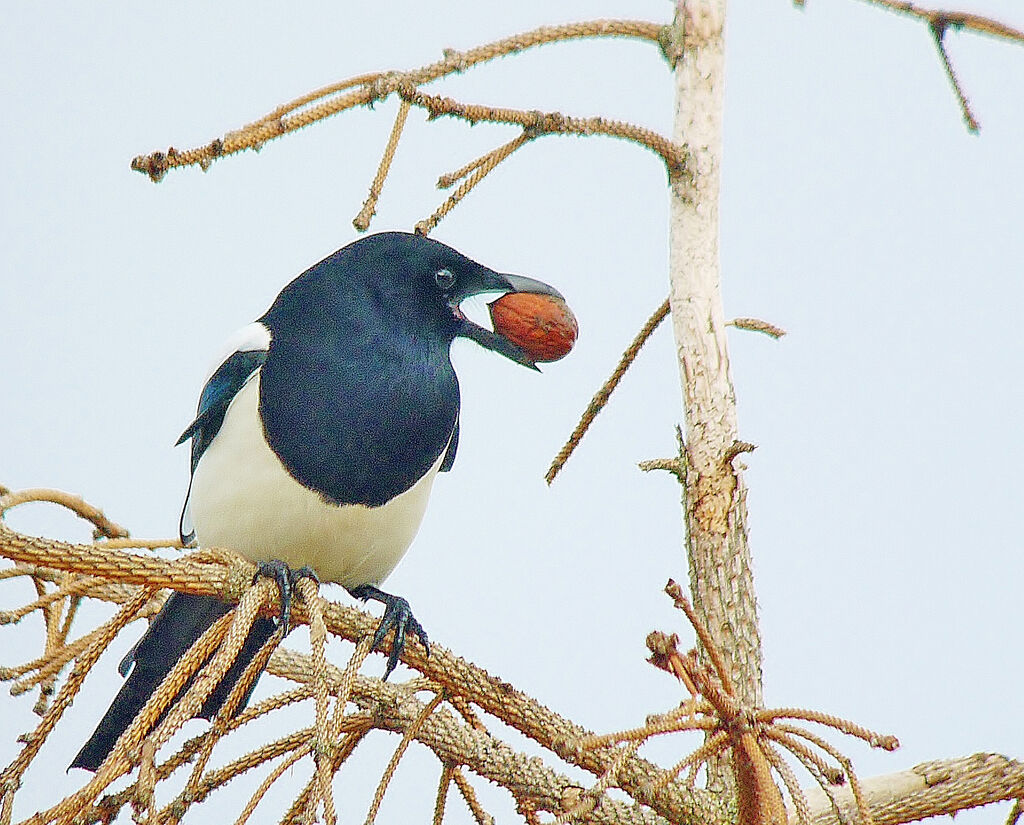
[71,231,567,771]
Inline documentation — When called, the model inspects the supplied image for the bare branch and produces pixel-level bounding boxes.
[546,297,670,484]
[727,318,787,339]
[854,0,1024,43]
[0,488,129,540]
[353,100,412,231]
[415,131,535,235]
[129,20,674,183]
[800,754,1024,825]
[929,18,980,132]
[841,0,1024,132]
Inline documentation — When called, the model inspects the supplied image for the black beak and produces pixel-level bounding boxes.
[500,273,564,302]
[453,271,563,371]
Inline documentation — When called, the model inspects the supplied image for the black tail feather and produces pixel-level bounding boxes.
[70,592,276,772]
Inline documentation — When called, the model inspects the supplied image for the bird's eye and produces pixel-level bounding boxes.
[434,268,456,291]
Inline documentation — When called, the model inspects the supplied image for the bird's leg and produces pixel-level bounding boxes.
[347,584,430,679]
[254,561,319,635]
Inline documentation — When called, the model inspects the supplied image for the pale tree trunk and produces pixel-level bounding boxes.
[667,0,763,711]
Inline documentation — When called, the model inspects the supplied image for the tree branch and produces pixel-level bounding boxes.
[799,753,1024,825]
[0,522,729,825]
[853,0,1024,43]
[129,20,678,183]
[666,0,764,718]
[827,0,1024,132]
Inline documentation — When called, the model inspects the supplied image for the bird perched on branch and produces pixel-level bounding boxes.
[72,231,574,771]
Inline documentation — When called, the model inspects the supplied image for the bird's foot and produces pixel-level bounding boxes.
[254,560,320,635]
[347,584,430,680]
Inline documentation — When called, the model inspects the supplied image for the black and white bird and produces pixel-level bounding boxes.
[72,231,568,771]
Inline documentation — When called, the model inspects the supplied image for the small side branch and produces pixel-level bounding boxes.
[546,297,670,484]
[416,131,535,235]
[929,17,979,132]
[353,101,413,231]
[130,20,676,183]
[396,86,687,176]
[801,753,1024,825]
[843,0,1024,133]
[727,318,787,339]
[0,488,129,540]
[854,0,1024,43]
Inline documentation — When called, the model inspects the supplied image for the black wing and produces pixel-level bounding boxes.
[439,415,459,472]
[176,348,267,543]
[71,591,277,771]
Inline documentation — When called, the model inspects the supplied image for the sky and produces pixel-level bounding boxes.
[1,1,1022,823]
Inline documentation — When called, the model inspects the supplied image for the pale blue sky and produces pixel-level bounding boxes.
[2,2,1022,823]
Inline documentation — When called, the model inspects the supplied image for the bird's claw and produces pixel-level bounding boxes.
[254,561,319,635]
[372,596,430,680]
[348,585,430,680]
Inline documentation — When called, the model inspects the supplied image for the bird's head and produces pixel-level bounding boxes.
[354,232,569,370]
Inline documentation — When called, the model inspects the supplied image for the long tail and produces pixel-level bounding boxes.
[70,592,276,772]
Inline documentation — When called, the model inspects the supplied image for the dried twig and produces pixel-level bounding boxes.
[546,297,670,483]
[0,488,129,540]
[854,0,1024,43]
[726,318,787,339]
[416,131,534,235]
[433,762,456,825]
[820,0,1024,133]
[574,583,902,825]
[364,691,446,825]
[353,100,413,231]
[130,21,675,183]
[2,496,1023,825]
[929,17,980,131]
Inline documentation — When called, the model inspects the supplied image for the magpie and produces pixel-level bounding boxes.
[71,231,565,771]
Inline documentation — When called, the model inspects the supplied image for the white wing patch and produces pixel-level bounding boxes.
[202,321,271,384]
[180,321,271,545]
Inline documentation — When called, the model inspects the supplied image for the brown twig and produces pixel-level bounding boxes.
[433,763,456,825]
[546,297,670,483]
[130,20,672,183]
[8,623,113,696]
[398,86,685,177]
[664,581,734,695]
[849,0,1024,133]
[726,318,787,339]
[234,743,312,825]
[764,728,845,786]
[579,714,715,750]
[296,576,336,825]
[854,0,1024,43]
[757,707,900,751]
[639,586,902,825]
[437,132,532,188]
[280,727,372,825]
[364,690,447,825]
[761,740,812,825]
[0,586,157,825]
[132,739,157,825]
[94,538,183,551]
[0,576,107,626]
[170,626,286,821]
[5,501,1021,825]
[353,100,413,231]
[929,18,980,132]
[452,768,494,825]
[0,489,129,540]
[416,131,535,235]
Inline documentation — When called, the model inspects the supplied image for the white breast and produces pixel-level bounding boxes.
[187,373,441,588]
